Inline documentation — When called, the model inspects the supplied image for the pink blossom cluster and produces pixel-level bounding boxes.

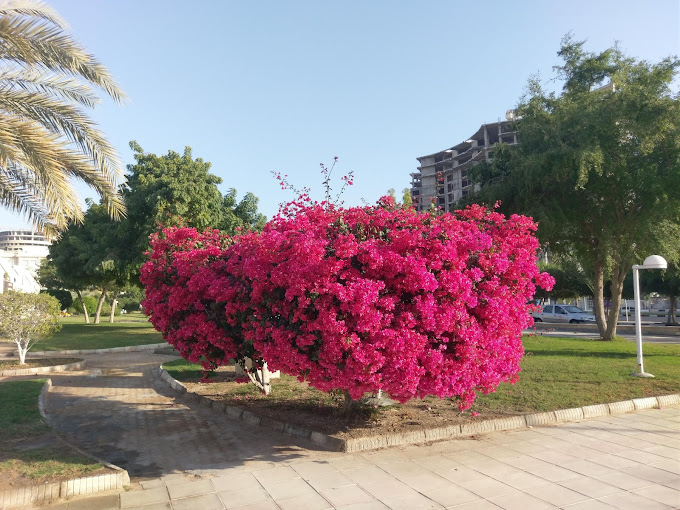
[141,200,553,409]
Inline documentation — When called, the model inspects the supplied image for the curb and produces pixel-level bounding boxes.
[32,342,168,356]
[531,322,680,336]
[158,365,680,453]
[0,360,86,377]
[0,380,132,509]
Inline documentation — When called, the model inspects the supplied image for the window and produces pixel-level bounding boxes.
[447,183,454,192]
[446,174,453,182]
[544,305,553,313]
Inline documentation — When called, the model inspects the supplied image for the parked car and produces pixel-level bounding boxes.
[533,304,596,324]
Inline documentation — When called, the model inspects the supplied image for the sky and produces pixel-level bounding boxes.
[3,0,680,229]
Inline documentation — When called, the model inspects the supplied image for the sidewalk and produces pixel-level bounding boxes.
[39,406,680,509]
[7,348,680,509]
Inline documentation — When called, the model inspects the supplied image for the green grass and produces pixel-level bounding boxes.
[33,313,164,351]
[0,448,103,480]
[469,335,680,414]
[164,335,680,416]
[0,380,50,440]
[0,379,102,482]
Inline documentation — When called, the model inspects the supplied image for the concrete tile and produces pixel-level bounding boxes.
[632,484,680,507]
[621,464,680,485]
[381,491,445,509]
[140,479,165,490]
[211,472,262,492]
[253,466,300,485]
[419,483,481,506]
[335,502,390,510]
[172,492,225,510]
[320,485,375,507]
[395,472,452,492]
[551,501,614,509]
[307,472,355,491]
[528,482,591,506]
[167,479,215,499]
[120,487,169,508]
[598,491,675,509]
[649,460,680,474]
[343,466,397,485]
[448,501,503,509]
[561,459,618,477]
[359,479,416,500]
[593,471,655,490]
[558,474,625,498]
[457,477,520,498]
[275,492,333,510]
[262,477,316,500]
[218,487,270,508]
[488,491,558,509]
[437,465,488,483]
[227,500,279,510]
[588,453,641,470]
[330,455,373,471]
[500,471,552,490]
[122,503,172,510]
[527,464,583,482]
[291,460,340,480]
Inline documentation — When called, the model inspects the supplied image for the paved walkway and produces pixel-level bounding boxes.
[8,348,680,509]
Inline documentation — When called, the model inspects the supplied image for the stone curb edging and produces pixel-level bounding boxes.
[0,360,86,377]
[32,342,168,356]
[0,380,132,509]
[158,365,680,453]
[531,322,680,336]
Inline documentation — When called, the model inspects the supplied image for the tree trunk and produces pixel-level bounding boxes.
[667,296,677,325]
[94,288,107,324]
[109,293,118,323]
[604,263,627,340]
[15,339,27,365]
[76,289,89,324]
[592,258,608,338]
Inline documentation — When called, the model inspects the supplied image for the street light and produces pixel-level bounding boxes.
[631,255,667,378]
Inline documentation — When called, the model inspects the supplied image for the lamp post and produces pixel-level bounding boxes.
[631,255,667,378]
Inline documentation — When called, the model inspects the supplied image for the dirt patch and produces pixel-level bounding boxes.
[0,358,82,370]
[0,432,113,493]
[176,365,516,441]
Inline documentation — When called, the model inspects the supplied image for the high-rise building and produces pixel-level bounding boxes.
[0,230,51,293]
[412,112,518,212]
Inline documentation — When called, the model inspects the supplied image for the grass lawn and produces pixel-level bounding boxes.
[0,380,103,482]
[163,335,680,417]
[33,313,164,351]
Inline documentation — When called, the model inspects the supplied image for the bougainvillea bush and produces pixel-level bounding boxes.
[141,199,553,409]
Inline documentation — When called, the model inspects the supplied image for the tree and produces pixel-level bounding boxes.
[48,199,128,323]
[642,262,680,324]
[0,0,127,233]
[0,291,61,364]
[402,188,413,208]
[466,36,680,339]
[123,142,265,278]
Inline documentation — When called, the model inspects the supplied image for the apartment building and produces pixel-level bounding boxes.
[412,112,518,212]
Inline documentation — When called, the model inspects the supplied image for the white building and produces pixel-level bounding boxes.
[0,230,51,293]
[412,112,518,212]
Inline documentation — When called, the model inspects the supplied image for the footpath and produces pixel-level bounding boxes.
[2,347,679,509]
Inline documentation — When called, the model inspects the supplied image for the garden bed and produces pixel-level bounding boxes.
[163,335,680,441]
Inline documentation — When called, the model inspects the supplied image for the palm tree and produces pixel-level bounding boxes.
[0,0,127,234]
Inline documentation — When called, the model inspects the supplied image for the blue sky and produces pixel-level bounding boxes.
[3,0,679,228]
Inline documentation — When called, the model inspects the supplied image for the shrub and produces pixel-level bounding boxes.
[74,296,97,316]
[141,200,553,408]
[42,289,73,310]
[122,301,141,312]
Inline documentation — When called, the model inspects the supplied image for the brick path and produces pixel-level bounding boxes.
[9,347,680,509]
[42,351,334,479]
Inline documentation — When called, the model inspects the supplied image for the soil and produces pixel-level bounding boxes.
[178,365,515,441]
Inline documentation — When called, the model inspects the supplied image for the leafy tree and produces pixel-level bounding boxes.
[402,188,413,208]
[49,200,128,323]
[0,0,127,233]
[641,262,680,324]
[42,289,72,310]
[123,142,265,277]
[534,259,591,302]
[466,36,680,339]
[0,291,61,364]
